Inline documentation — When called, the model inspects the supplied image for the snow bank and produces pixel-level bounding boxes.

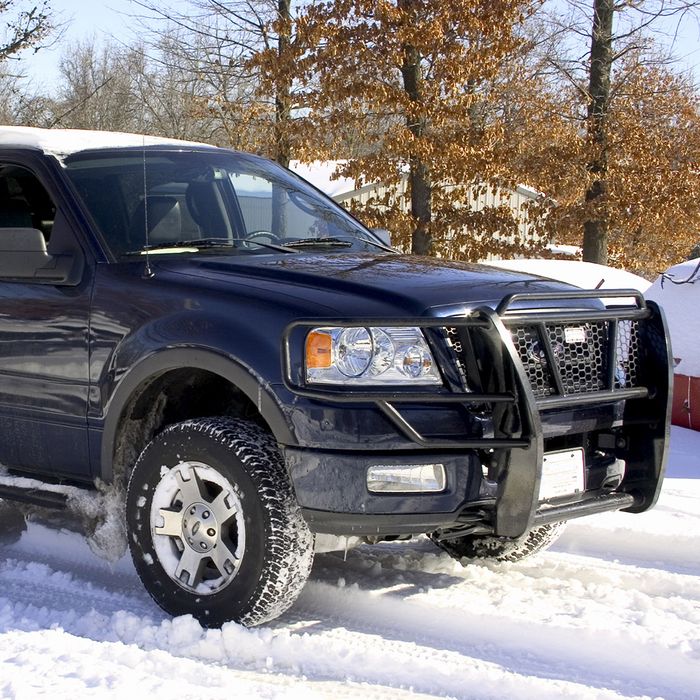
[488,259,651,292]
[646,259,700,376]
[667,425,700,477]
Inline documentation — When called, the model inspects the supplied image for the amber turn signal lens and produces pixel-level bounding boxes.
[306,330,333,369]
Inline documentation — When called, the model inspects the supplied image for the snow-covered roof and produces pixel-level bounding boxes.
[646,258,700,376]
[546,243,582,257]
[289,160,541,201]
[0,125,210,159]
[288,160,356,197]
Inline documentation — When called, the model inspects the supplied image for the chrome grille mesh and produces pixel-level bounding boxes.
[445,319,643,400]
[513,323,608,398]
[614,320,641,390]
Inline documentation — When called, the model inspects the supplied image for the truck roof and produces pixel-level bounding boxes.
[0,125,211,159]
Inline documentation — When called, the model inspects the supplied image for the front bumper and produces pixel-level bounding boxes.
[283,447,482,535]
[281,290,672,538]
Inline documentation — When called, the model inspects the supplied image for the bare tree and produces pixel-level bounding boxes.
[0,0,52,63]
[130,0,300,164]
[50,39,137,131]
[0,1,55,126]
[0,72,49,124]
[44,36,219,141]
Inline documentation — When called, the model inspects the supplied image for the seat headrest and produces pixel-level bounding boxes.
[130,195,181,244]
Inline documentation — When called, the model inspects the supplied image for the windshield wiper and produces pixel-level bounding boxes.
[284,235,394,252]
[126,234,394,256]
[126,237,297,255]
[283,237,354,249]
[354,235,395,253]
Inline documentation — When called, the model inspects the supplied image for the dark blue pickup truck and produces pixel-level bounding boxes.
[0,126,671,626]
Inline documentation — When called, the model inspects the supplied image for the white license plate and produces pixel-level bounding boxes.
[539,449,585,501]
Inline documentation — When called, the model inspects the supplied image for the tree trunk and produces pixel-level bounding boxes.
[274,0,292,169]
[583,0,614,264]
[399,2,432,256]
[272,0,291,235]
[409,159,432,255]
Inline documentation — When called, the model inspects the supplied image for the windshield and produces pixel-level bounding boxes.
[63,149,386,259]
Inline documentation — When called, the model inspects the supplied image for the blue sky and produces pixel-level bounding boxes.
[17,0,700,89]
[18,0,175,89]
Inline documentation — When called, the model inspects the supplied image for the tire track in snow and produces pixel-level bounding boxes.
[554,523,700,576]
[0,559,581,700]
[0,474,697,700]
[0,626,434,700]
[0,529,661,700]
[0,557,160,622]
[285,575,699,700]
[312,538,700,606]
[293,542,700,698]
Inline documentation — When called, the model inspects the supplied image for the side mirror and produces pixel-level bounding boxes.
[0,228,80,285]
[370,227,392,247]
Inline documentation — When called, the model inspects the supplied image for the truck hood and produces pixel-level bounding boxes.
[157,252,579,316]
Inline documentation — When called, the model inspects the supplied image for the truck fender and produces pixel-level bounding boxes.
[98,347,293,481]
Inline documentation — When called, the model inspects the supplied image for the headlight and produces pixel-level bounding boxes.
[305,326,441,385]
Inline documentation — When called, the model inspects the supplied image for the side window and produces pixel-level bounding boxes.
[230,172,273,233]
[229,172,329,239]
[0,163,83,285]
[69,172,130,253]
[70,171,232,253]
[0,164,56,248]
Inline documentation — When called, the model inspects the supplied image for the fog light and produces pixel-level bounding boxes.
[367,464,446,493]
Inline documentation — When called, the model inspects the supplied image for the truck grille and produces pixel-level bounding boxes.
[445,319,642,400]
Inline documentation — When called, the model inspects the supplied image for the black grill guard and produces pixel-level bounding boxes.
[282,290,672,538]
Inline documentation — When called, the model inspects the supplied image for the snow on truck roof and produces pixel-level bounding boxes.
[0,125,211,159]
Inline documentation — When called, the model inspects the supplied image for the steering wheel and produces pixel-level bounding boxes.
[242,230,283,248]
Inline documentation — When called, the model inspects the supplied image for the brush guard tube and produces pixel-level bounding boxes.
[282,291,672,538]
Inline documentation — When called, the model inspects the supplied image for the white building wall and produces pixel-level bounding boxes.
[333,175,541,257]
[289,162,542,258]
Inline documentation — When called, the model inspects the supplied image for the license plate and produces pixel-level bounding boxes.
[539,449,585,500]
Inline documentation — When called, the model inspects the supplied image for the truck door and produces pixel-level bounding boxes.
[0,162,91,479]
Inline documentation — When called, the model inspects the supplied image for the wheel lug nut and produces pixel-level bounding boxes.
[207,528,216,537]
[188,537,194,544]
[200,542,208,549]
[202,511,210,519]
[190,507,196,515]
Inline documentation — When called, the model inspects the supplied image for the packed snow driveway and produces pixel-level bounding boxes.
[0,429,698,699]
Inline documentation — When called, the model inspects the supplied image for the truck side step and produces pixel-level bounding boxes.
[0,482,70,509]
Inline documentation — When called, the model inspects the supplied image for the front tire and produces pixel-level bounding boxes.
[431,521,566,563]
[126,418,314,627]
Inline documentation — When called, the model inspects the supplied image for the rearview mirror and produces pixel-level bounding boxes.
[370,227,392,247]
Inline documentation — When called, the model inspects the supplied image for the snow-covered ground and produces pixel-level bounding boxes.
[486,259,652,293]
[0,428,697,699]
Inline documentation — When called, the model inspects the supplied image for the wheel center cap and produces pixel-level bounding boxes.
[181,502,219,553]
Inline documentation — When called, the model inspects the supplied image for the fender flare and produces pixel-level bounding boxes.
[99,347,294,481]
